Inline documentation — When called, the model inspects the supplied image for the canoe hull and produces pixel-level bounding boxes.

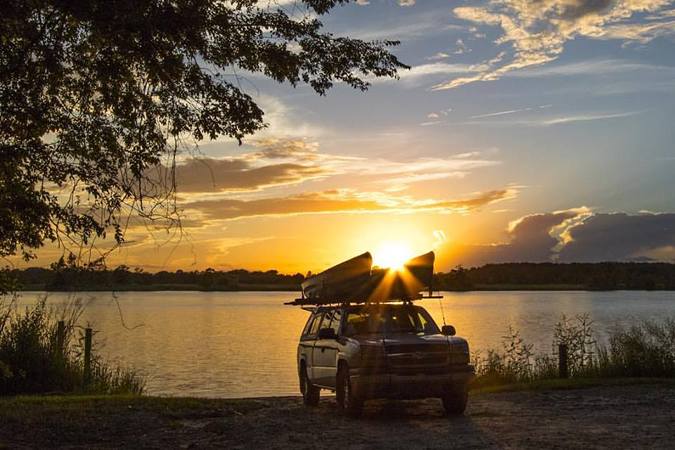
[367,251,435,302]
[301,252,373,301]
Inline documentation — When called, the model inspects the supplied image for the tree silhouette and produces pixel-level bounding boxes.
[0,0,406,264]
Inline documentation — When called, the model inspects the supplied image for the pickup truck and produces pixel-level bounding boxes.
[297,302,474,415]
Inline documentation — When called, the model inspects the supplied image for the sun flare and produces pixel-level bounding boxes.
[372,242,413,270]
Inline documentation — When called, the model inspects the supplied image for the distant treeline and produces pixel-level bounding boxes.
[8,259,675,291]
[434,262,675,291]
[10,257,304,291]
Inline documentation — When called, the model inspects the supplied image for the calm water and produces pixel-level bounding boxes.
[16,291,675,398]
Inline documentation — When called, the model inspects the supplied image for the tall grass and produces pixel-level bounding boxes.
[0,294,144,396]
[472,315,675,388]
[594,319,675,378]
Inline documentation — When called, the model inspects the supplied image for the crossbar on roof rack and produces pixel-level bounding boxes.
[284,294,443,306]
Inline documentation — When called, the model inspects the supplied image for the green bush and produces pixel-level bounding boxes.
[0,294,144,396]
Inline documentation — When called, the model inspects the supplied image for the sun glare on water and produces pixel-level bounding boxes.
[372,242,413,271]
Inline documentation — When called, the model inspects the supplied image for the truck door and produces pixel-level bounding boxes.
[301,312,324,383]
[312,308,342,388]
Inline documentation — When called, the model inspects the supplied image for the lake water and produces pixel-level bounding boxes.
[16,291,675,398]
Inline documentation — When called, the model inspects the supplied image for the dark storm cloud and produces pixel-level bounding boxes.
[445,210,577,266]
[558,213,675,262]
[448,210,675,267]
[505,211,579,261]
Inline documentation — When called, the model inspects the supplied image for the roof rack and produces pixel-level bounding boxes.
[285,293,443,307]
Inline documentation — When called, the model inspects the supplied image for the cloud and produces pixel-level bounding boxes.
[173,157,326,193]
[504,59,675,78]
[381,62,480,86]
[360,154,500,190]
[435,0,675,89]
[454,38,472,54]
[170,136,502,197]
[354,0,415,6]
[186,188,516,221]
[600,17,675,42]
[426,52,451,61]
[445,209,675,267]
[424,108,452,123]
[261,139,498,190]
[446,209,581,266]
[371,54,510,88]
[463,110,641,126]
[535,111,642,125]
[470,107,534,119]
[245,138,320,161]
[558,212,675,261]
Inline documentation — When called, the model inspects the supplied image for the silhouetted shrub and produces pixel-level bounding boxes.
[473,315,675,388]
[0,294,143,395]
[594,319,675,378]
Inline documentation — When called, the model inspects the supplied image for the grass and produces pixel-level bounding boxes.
[471,314,675,389]
[0,294,144,396]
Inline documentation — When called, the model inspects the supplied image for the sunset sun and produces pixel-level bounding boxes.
[372,242,413,270]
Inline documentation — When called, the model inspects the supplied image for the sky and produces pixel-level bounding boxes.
[27,0,675,273]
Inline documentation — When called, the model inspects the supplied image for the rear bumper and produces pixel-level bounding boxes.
[351,365,474,400]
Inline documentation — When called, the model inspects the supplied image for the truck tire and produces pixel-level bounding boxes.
[442,385,468,415]
[336,363,362,417]
[300,363,320,406]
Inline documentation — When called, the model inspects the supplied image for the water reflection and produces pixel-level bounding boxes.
[16,290,675,398]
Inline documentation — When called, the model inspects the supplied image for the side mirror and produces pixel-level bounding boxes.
[317,327,337,340]
[442,325,456,336]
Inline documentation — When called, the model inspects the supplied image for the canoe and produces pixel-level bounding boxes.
[366,251,435,302]
[403,251,435,292]
[300,252,373,301]
[289,251,436,305]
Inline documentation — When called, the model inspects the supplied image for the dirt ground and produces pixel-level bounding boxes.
[2,383,675,449]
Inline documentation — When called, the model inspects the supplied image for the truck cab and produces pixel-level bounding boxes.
[297,302,474,415]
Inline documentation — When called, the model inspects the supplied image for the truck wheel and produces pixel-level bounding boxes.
[336,364,362,416]
[300,364,320,406]
[442,385,468,415]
